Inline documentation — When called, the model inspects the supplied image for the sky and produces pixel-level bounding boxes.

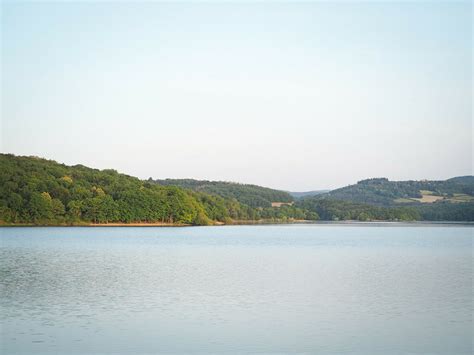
[1,1,472,191]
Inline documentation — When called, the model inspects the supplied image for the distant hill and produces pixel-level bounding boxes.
[289,190,331,199]
[447,176,474,184]
[295,176,474,222]
[319,177,474,206]
[152,179,294,208]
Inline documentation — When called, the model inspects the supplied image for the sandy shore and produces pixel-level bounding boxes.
[0,220,305,227]
[85,223,190,227]
[0,222,189,227]
[1,220,472,227]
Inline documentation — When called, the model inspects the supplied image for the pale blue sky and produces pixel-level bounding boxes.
[1,1,472,190]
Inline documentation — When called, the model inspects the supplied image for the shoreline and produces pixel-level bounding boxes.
[1,220,473,227]
[0,222,190,227]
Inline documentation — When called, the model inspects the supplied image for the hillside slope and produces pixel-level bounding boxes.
[322,177,474,206]
[0,154,314,225]
[296,177,474,221]
[152,179,293,208]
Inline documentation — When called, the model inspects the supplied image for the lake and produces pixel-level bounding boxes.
[0,224,472,354]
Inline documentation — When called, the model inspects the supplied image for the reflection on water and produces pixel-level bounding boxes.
[0,225,472,354]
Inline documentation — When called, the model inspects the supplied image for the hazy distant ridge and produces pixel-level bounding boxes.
[289,190,331,199]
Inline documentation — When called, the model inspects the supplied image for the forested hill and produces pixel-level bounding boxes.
[295,177,474,222]
[1,154,472,225]
[0,154,316,225]
[152,179,293,208]
[321,177,474,206]
[447,176,474,184]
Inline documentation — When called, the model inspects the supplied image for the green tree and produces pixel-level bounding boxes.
[28,192,53,222]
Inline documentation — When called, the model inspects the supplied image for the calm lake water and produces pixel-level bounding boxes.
[0,224,472,354]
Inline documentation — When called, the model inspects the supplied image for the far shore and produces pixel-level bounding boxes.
[0,220,306,227]
[0,220,472,227]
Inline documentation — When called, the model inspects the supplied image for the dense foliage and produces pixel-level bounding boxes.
[1,154,472,225]
[0,154,316,225]
[297,196,474,222]
[296,198,421,221]
[416,202,474,221]
[153,179,293,208]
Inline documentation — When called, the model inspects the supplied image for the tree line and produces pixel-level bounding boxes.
[296,196,474,222]
[295,198,422,221]
[153,178,294,208]
[0,154,316,225]
[1,154,472,225]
